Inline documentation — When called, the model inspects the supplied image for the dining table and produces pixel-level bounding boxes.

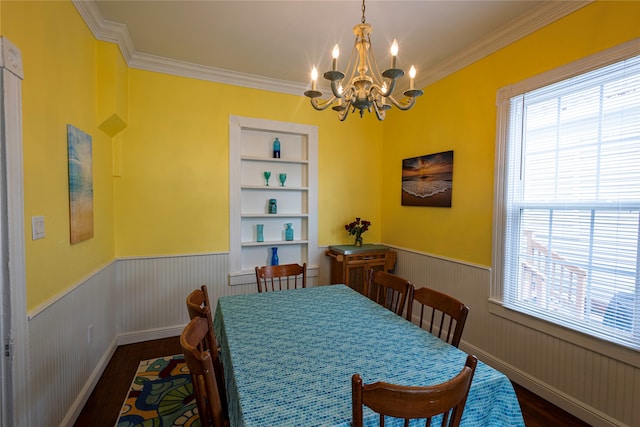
[213,284,525,427]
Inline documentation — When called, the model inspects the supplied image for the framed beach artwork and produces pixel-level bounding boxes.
[401,150,454,207]
[67,124,94,244]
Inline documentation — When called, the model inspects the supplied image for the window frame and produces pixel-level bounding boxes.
[490,38,640,366]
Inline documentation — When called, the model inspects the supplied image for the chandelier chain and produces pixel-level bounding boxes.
[361,0,366,24]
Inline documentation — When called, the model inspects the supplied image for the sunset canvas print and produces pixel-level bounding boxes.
[67,124,94,244]
[401,150,454,207]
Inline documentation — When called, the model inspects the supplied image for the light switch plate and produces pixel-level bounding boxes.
[32,216,45,240]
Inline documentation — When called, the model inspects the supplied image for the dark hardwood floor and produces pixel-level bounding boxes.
[512,382,591,427]
[74,337,183,426]
[75,337,592,426]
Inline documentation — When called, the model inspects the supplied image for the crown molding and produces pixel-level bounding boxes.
[127,51,308,96]
[496,36,640,104]
[73,0,135,63]
[72,0,306,95]
[74,0,593,95]
[416,1,593,89]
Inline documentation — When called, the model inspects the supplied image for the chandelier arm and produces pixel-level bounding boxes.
[330,80,344,98]
[310,96,338,111]
[384,79,397,97]
[386,95,417,111]
[371,99,386,121]
[374,96,389,112]
[341,85,357,102]
[338,100,352,121]
[370,80,397,98]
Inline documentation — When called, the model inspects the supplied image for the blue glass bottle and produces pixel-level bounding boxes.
[273,137,281,158]
[285,223,294,241]
[270,247,279,266]
[256,224,264,242]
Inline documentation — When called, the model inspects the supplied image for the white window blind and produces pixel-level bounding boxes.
[502,53,640,350]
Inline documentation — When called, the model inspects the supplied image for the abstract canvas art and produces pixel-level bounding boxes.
[67,124,94,244]
[401,150,454,207]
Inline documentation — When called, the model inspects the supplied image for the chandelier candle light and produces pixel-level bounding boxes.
[304,0,423,121]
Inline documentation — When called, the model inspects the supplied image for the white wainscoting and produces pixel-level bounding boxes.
[117,253,239,338]
[27,262,117,427]
[391,246,638,427]
[116,252,325,342]
[28,252,251,427]
[26,247,637,427]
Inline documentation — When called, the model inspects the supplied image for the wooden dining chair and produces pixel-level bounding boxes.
[186,285,219,354]
[186,284,211,319]
[407,287,469,348]
[185,285,228,418]
[181,316,229,427]
[352,354,478,427]
[366,269,412,316]
[255,262,307,293]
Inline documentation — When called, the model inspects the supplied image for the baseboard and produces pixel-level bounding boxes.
[59,337,118,427]
[116,325,184,346]
[64,326,185,427]
[462,342,622,427]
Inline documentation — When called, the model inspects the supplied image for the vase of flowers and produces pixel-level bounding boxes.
[345,217,370,247]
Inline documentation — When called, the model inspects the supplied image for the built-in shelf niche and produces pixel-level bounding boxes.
[228,116,319,286]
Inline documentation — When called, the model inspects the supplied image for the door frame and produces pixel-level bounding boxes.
[0,36,30,427]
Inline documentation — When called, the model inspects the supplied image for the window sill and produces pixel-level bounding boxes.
[488,299,640,368]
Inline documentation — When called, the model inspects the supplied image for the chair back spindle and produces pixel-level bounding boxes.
[408,287,469,348]
[255,263,307,293]
[367,269,412,317]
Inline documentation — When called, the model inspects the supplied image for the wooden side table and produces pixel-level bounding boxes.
[325,244,397,295]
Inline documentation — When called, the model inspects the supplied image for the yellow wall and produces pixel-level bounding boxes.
[2,1,116,309]
[1,0,383,308]
[115,69,383,256]
[381,1,640,267]
[4,0,637,309]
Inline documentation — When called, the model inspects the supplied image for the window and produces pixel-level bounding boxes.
[493,41,640,350]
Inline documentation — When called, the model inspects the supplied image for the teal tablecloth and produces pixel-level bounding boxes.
[214,285,524,427]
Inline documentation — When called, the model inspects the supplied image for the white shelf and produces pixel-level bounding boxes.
[241,155,309,165]
[241,185,308,191]
[242,240,308,247]
[241,213,308,218]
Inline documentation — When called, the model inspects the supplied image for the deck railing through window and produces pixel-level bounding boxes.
[520,231,587,319]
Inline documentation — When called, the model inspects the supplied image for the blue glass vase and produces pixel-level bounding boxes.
[256,224,264,242]
[270,247,279,266]
[273,137,281,158]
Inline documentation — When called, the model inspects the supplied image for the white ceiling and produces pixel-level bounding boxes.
[83,1,589,94]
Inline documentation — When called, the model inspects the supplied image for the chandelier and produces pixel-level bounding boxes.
[304,0,423,121]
